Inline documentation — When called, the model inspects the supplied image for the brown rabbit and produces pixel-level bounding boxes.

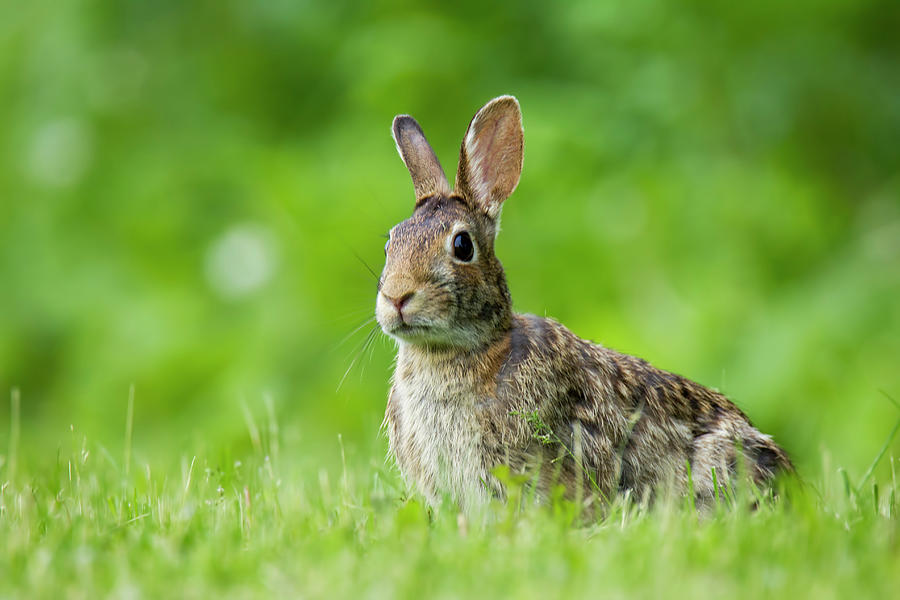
[376,95,792,512]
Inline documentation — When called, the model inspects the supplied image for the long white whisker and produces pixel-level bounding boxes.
[329,307,377,325]
[337,325,380,392]
[359,324,382,383]
[335,316,377,349]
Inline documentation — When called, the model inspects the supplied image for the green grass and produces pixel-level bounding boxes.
[2,406,899,599]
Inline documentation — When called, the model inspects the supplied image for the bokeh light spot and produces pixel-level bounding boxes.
[25,118,94,188]
[205,224,278,300]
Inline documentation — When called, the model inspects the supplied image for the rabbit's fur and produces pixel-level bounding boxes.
[376,96,792,512]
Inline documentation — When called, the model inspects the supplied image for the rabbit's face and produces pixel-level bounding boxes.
[378,96,524,349]
[376,195,510,349]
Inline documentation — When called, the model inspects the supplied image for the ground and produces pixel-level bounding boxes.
[2,428,897,599]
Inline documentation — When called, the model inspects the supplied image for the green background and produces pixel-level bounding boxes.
[2,0,899,480]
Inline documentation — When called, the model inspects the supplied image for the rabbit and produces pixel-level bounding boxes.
[375,95,792,513]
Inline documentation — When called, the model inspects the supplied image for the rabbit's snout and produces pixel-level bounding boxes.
[382,291,415,320]
[375,275,425,333]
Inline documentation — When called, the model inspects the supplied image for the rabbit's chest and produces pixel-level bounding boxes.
[388,376,495,507]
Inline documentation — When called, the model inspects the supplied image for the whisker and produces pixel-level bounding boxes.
[353,326,379,385]
[351,249,380,282]
[325,309,376,328]
[360,323,381,382]
[331,306,376,322]
[337,324,380,392]
[335,316,377,349]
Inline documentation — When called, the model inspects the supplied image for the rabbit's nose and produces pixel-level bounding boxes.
[383,291,414,314]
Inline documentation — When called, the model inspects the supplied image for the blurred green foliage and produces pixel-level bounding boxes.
[1,0,898,476]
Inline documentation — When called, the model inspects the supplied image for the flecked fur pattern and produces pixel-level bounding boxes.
[377,96,792,514]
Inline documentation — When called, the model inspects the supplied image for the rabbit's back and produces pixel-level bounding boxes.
[497,314,792,503]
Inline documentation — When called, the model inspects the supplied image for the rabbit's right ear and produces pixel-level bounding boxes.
[392,115,451,202]
[455,96,524,220]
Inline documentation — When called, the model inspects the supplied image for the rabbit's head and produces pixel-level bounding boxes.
[376,96,524,349]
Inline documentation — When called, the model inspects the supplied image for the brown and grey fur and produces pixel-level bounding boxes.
[376,96,792,513]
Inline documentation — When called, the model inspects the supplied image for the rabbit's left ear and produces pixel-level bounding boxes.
[455,96,524,219]
[392,115,451,202]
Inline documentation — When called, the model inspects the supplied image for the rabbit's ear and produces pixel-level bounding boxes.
[392,115,451,201]
[455,96,524,219]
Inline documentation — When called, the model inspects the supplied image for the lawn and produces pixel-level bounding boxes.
[2,401,898,599]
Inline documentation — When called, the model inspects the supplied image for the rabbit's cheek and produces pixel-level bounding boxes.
[398,290,434,326]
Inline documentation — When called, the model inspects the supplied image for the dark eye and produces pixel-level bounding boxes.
[452,232,474,262]
[384,239,389,255]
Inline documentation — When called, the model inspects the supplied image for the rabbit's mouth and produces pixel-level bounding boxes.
[384,321,484,350]
[383,320,455,346]
[387,322,433,338]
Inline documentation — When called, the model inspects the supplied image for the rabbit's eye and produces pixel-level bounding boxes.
[384,240,389,255]
[452,232,474,262]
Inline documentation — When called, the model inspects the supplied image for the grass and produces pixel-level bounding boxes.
[1,402,899,599]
